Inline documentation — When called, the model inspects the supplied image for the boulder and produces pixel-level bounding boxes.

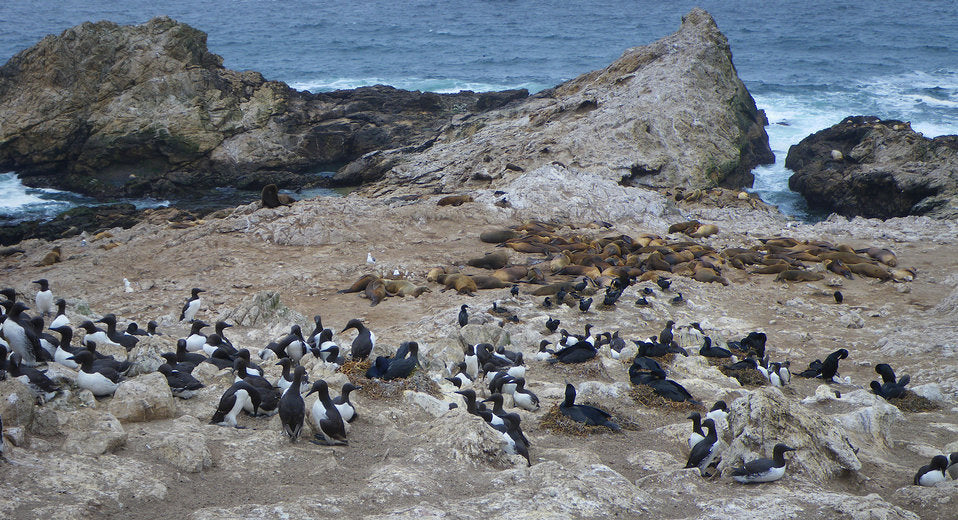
[409,409,512,467]
[787,116,958,219]
[220,291,306,328]
[350,8,772,197]
[893,481,957,520]
[0,17,527,198]
[52,409,128,455]
[109,372,176,422]
[150,416,213,473]
[0,379,37,428]
[457,323,511,350]
[126,335,175,377]
[722,387,862,482]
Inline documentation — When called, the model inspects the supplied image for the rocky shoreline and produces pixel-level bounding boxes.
[2,8,957,520]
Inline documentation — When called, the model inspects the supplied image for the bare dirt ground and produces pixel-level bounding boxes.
[1,192,956,519]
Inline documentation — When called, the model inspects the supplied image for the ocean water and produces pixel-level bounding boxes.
[1,0,955,222]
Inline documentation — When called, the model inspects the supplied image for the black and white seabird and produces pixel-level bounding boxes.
[306,380,348,445]
[157,364,204,399]
[687,412,705,448]
[945,452,958,480]
[50,299,69,329]
[70,350,122,397]
[233,358,279,415]
[913,455,949,486]
[332,382,361,423]
[3,302,46,365]
[458,304,469,327]
[78,319,121,351]
[342,318,375,362]
[278,366,308,442]
[8,352,60,402]
[275,358,310,395]
[184,320,210,352]
[211,381,262,428]
[214,321,236,352]
[179,288,204,322]
[512,377,539,411]
[559,383,620,431]
[174,338,206,366]
[125,322,150,336]
[96,314,139,351]
[706,401,729,434]
[33,279,54,317]
[731,443,796,483]
[685,418,719,476]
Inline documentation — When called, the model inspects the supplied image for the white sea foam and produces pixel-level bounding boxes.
[288,77,547,94]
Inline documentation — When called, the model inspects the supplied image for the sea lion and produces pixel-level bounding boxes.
[858,247,897,267]
[891,267,917,282]
[491,266,531,283]
[824,259,854,280]
[338,274,380,293]
[0,246,25,257]
[549,253,572,273]
[453,276,478,295]
[693,267,730,285]
[364,278,386,306]
[100,242,120,250]
[261,184,295,208]
[750,262,789,275]
[426,267,446,283]
[668,220,701,234]
[479,228,520,244]
[848,262,892,281]
[383,279,430,297]
[466,250,511,270]
[530,282,576,296]
[775,270,824,282]
[818,251,871,265]
[36,246,62,266]
[503,241,559,254]
[689,224,719,238]
[91,231,113,241]
[471,275,511,290]
[437,195,473,207]
[556,265,602,279]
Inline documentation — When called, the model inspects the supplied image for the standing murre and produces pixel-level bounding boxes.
[2,302,45,365]
[342,318,375,362]
[685,418,719,476]
[512,378,539,411]
[282,325,308,364]
[50,325,82,369]
[731,444,796,483]
[179,288,204,322]
[687,412,706,448]
[332,383,361,423]
[914,455,949,486]
[275,358,310,395]
[211,381,262,428]
[49,299,69,329]
[306,379,348,445]
[77,320,121,350]
[278,366,307,442]
[96,314,139,351]
[214,321,236,352]
[33,279,54,317]
[233,358,279,415]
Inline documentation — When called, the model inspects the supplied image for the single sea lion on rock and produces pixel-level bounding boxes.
[668,220,701,234]
[689,224,719,238]
[775,270,824,282]
[37,246,62,266]
[857,247,897,267]
[479,228,519,244]
[261,184,295,208]
[426,267,446,282]
[848,262,892,281]
[437,195,473,207]
[437,274,478,295]
[471,276,512,290]
[466,250,511,270]
[0,246,25,257]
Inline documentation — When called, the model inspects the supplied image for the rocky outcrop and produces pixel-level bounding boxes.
[786,116,958,218]
[345,8,773,196]
[0,17,527,198]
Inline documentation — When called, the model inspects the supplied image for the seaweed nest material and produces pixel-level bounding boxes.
[544,357,609,380]
[339,360,442,399]
[629,384,704,411]
[719,366,768,387]
[538,404,638,435]
[888,391,939,412]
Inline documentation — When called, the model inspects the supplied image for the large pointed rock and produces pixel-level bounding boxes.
[349,8,772,196]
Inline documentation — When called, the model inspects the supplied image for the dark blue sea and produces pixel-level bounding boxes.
[1,0,956,223]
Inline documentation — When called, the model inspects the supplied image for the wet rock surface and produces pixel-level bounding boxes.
[786,116,958,219]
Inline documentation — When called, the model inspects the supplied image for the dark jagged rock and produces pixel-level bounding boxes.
[787,116,958,219]
[0,17,528,198]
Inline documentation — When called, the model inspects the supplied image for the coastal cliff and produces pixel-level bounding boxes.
[0,17,526,197]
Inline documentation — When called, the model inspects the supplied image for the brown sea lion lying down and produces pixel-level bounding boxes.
[261,184,296,208]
